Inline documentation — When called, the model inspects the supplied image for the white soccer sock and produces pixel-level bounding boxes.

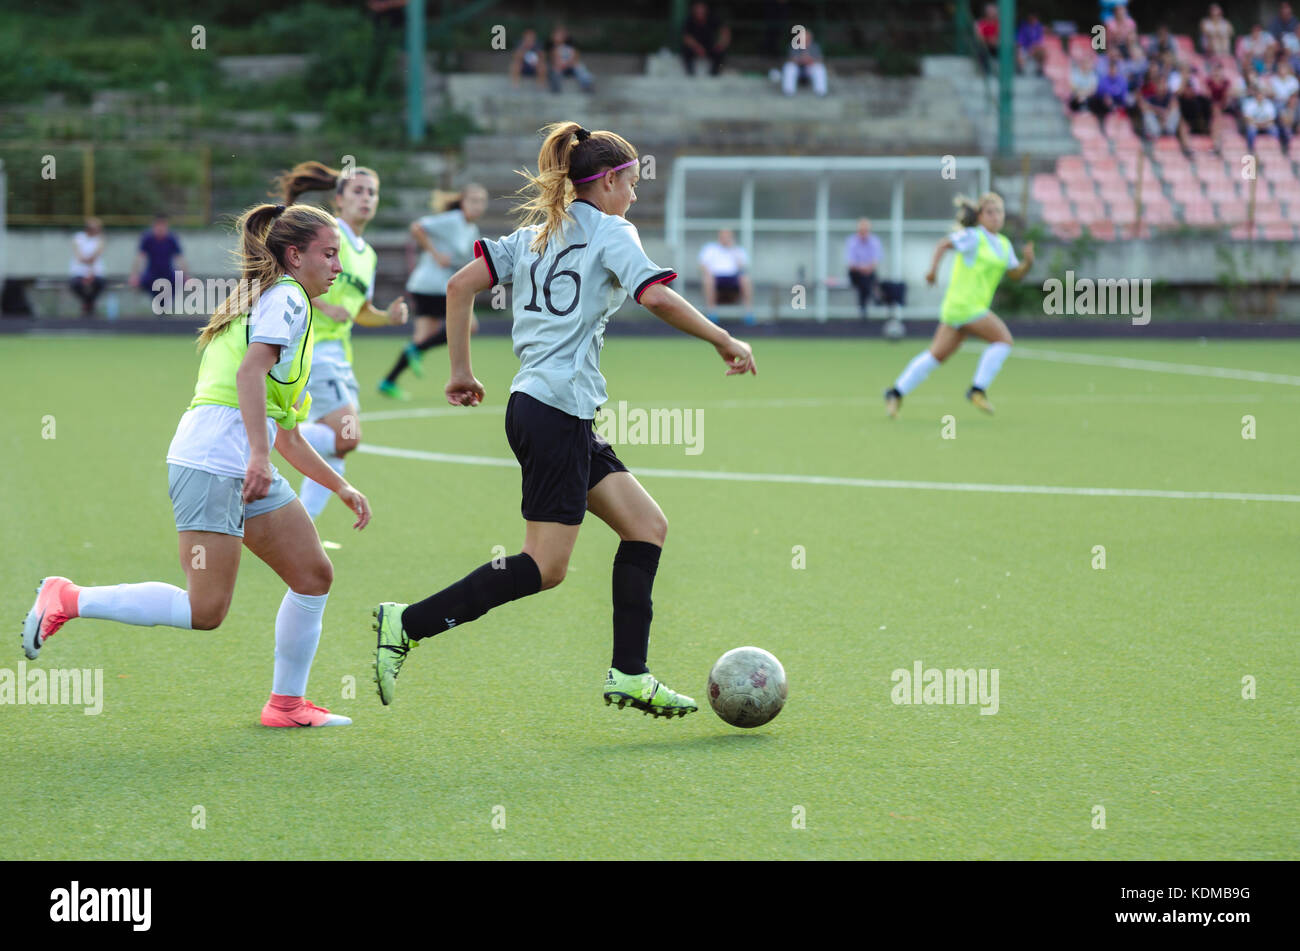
[895,350,941,395]
[272,589,330,697]
[300,421,337,457]
[78,583,193,629]
[973,342,1012,390]
[300,455,345,519]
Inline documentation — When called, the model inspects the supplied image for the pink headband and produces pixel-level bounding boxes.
[572,159,637,184]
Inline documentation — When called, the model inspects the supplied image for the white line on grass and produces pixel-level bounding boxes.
[356,444,1300,503]
[1012,347,1300,386]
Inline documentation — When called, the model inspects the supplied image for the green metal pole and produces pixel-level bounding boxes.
[670,0,686,49]
[954,1,972,55]
[997,0,1015,157]
[407,0,426,143]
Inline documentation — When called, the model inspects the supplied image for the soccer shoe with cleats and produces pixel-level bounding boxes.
[883,387,902,419]
[603,668,698,719]
[377,380,412,401]
[22,576,79,660]
[372,602,416,705]
[260,697,352,727]
[403,342,425,379]
[966,386,995,414]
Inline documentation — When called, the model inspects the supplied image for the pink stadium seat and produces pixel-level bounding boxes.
[1052,222,1083,240]
[1107,198,1138,220]
[1040,198,1075,225]
[1086,221,1117,240]
[1186,135,1216,152]
[1075,199,1108,223]
[1263,223,1297,240]
[1141,203,1177,225]
[1031,174,1063,201]
[1205,181,1241,203]
[1057,156,1086,176]
[1230,224,1252,239]
[1181,201,1218,225]
[1088,157,1119,176]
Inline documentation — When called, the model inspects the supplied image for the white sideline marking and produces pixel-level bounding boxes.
[1013,347,1300,386]
[356,444,1300,503]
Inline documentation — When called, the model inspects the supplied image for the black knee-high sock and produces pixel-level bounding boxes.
[610,541,661,675]
[383,328,449,384]
[416,326,448,350]
[383,346,412,384]
[402,553,542,639]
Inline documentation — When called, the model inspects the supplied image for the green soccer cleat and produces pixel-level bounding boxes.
[603,668,698,719]
[372,602,416,706]
[377,380,412,401]
[403,342,425,379]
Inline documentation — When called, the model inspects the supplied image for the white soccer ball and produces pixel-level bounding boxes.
[707,646,788,728]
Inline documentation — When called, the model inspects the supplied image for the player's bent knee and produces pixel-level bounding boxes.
[336,434,361,455]
[191,603,228,631]
[538,561,568,590]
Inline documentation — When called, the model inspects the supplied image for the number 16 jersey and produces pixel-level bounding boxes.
[474,198,676,420]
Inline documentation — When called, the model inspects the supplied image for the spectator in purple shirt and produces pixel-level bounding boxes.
[1089,59,1130,126]
[128,214,187,303]
[845,218,884,319]
[1016,14,1048,76]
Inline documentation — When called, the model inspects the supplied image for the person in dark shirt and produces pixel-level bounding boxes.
[129,214,187,303]
[682,2,731,77]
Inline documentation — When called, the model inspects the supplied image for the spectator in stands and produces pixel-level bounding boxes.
[682,2,731,77]
[974,4,999,76]
[1271,58,1300,135]
[844,218,883,320]
[698,229,755,324]
[1016,13,1047,76]
[128,214,187,304]
[1105,5,1139,58]
[1200,4,1235,62]
[68,217,105,317]
[1147,25,1177,60]
[1270,3,1299,40]
[1177,64,1214,135]
[1068,46,1099,111]
[547,25,594,93]
[1239,24,1278,75]
[1089,56,1131,125]
[1120,41,1149,92]
[1206,58,1244,139]
[1139,74,1190,149]
[1282,23,1300,69]
[509,28,548,88]
[1241,80,1291,153]
[782,27,828,96]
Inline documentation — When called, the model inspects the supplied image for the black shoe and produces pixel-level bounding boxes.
[884,386,902,418]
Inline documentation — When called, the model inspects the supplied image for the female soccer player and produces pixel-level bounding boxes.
[275,161,409,520]
[371,122,757,717]
[378,184,488,399]
[22,203,372,727]
[883,192,1033,417]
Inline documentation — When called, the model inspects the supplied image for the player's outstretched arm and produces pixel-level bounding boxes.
[275,426,371,529]
[1007,242,1035,281]
[639,282,756,376]
[926,237,954,285]
[444,257,495,405]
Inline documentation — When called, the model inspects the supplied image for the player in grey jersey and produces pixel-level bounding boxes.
[372,121,756,718]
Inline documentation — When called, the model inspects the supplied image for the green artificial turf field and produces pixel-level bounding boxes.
[2,333,1295,860]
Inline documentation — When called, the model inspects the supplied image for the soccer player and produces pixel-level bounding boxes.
[21,203,372,727]
[379,184,488,399]
[371,121,757,717]
[884,193,1033,417]
[274,161,409,521]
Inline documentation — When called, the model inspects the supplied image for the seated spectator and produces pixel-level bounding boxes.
[1270,2,1299,40]
[1201,4,1235,63]
[68,217,105,317]
[1206,58,1244,137]
[509,28,547,88]
[698,229,755,323]
[1105,4,1139,58]
[1238,24,1278,76]
[1120,41,1149,92]
[547,26,594,94]
[1068,47,1099,111]
[682,2,731,77]
[128,214,186,304]
[782,27,827,96]
[1177,64,1214,135]
[1016,13,1047,76]
[844,218,883,319]
[1137,62,1161,100]
[1139,74,1190,149]
[1089,57,1131,125]
[1241,81,1291,153]
[975,3,999,76]
[1271,59,1300,134]
[1147,25,1177,60]
[1282,23,1300,69]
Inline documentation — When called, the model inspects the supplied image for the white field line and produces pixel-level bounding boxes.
[1011,346,1300,386]
[355,444,1300,503]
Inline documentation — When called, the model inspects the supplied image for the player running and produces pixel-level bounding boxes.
[378,184,488,399]
[371,121,757,718]
[884,192,1033,417]
[274,161,409,520]
[21,202,371,727]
